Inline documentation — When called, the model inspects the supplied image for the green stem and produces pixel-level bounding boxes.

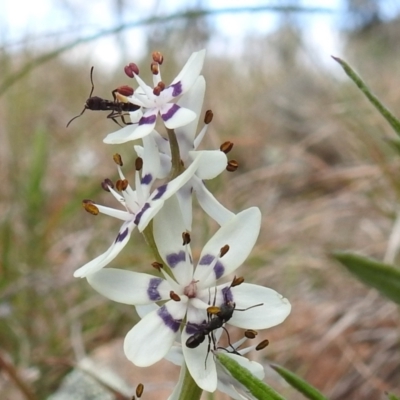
[167,128,183,179]
[177,364,203,400]
[141,221,164,266]
[332,56,400,137]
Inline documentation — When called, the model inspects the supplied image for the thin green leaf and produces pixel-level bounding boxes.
[215,353,286,400]
[332,56,400,137]
[270,364,328,400]
[333,251,400,304]
[387,393,400,400]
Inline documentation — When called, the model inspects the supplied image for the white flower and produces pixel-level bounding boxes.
[135,75,234,230]
[103,50,206,144]
[86,198,291,391]
[73,136,202,278]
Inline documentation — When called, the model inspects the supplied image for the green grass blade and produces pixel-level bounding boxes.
[333,251,400,304]
[332,56,400,137]
[216,353,286,400]
[270,364,328,400]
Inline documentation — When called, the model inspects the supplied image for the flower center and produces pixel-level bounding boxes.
[183,280,198,298]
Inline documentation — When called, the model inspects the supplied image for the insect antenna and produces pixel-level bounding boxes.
[66,66,95,127]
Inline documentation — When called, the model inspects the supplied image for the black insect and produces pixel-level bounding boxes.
[185,278,263,357]
[66,66,140,127]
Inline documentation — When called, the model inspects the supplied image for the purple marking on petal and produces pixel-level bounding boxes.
[161,104,179,122]
[139,114,157,126]
[170,81,183,97]
[147,277,163,301]
[199,254,214,266]
[213,261,224,279]
[152,184,167,200]
[166,251,186,268]
[221,286,233,303]
[115,227,129,243]
[141,173,152,185]
[185,320,207,335]
[157,305,181,332]
[134,203,150,225]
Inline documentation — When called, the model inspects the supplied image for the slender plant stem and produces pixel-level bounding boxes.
[177,364,203,400]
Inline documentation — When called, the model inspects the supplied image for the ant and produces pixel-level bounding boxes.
[185,277,263,365]
[66,66,141,127]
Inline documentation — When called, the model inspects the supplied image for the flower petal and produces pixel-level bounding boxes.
[153,196,193,285]
[181,329,218,392]
[194,207,261,286]
[176,183,193,231]
[161,104,196,129]
[73,221,135,278]
[170,49,206,95]
[87,268,172,304]
[190,150,227,180]
[175,75,206,151]
[192,177,234,226]
[124,300,187,366]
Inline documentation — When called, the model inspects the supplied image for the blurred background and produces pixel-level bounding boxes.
[1,0,400,399]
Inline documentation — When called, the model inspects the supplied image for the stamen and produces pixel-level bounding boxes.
[227,160,238,172]
[231,276,244,287]
[152,51,164,64]
[101,178,113,192]
[82,200,99,215]
[136,383,144,398]
[124,63,139,77]
[170,291,181,301]
[220,244,230,257]
[151,62,159,75]
[113,153,123,166]
[135,157,143,171]
[116,85,134,96]
[220,141,234,154]
[204,110,213,124]
[158,81,166,91]
[182,231,191,245]
[256,339,269,351]
[153,86,161,96]
[151,261,163,271]
[115,179,128,191]
[244,329,258,339]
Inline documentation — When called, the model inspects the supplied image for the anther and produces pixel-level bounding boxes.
[204,110,213,124]
[231,276,244,287]
[115,179,128,191]
[113,153,123,166]
[151,62,160,75]
[101,178,113,192]
[135,157,143,171]
[82,200,99,215]
[158,81,166,91]
[220,244,230,257]
[153,86,161,96]
[136,382,144,398]
[124,63,139,78]
[152,261,163,271]
[182,231,191,245]
[220,141,234,154]
[116,85,134,96]
[244,329,258,339]
[170,291,181,302]
[255,339,269,351]
[152,51,164,65]
[227,160,238,172]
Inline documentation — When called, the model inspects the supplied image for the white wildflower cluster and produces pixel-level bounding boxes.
[74,50,291,398]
